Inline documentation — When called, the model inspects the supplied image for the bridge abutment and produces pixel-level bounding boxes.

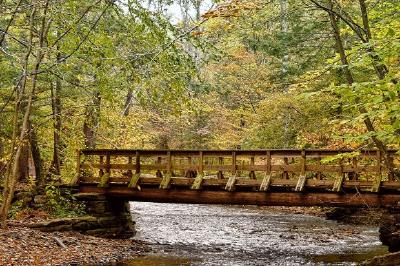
[32,193,135,239]
[380,207,400,252]
[75,193,135,238]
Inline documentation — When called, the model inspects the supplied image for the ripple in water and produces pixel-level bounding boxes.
[121,202,387,265]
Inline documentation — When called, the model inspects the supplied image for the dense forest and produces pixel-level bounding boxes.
[0,0,399,223]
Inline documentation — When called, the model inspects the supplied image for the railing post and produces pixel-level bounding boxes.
[98,153,111,188]
[283,157,289,179]
[249,156,256,179]
[160,151,172,189]
[295,150,307,191]
[260,151,272,191]
[217,157,224,179]
[332,158,344,192]
[225,151,237,191]
[371,150,382,192]
[191,151,204,189]
[156,156,163,178]
[127,156,133,178]
[99,155,104,178]
[316,157,322,180]
[387,152,395,182]
[128,151,141,189]
[186,157,192,178]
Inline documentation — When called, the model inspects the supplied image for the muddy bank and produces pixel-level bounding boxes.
[0,225,149,266]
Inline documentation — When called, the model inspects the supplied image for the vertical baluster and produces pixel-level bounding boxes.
[127,156,133,178]
[316,157,322,180]
[249,156,256,179]
[283,157,289,179]
[156,156,163,178]
[99,155,104,178]
[186,157,192,178]
[217,157,224,179]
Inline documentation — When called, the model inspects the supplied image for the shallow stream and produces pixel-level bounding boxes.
[118,203,387,265]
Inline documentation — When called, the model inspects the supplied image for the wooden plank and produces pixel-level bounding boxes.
[371,151,382,192]
[332,176,344,192]
[225,176,237,191]
[295,150,307,192]
[98,173,110,188]
[80,161,384,174]
[225,152,237,191]
[160,151,172,189]
[80,149,398,158]
[79,186,400,208]
[128,152,141,190]
[126,156,133,179]
[217,157,224,179]
[128,173,141,190]
[191,151,204,190]
[79,175,400,191]
[283,157,289,179]
[159,174,171,189]
[260,151,272,191]
[260,175,272,191]
[99,156,105,177]
[249,157,256,179]
[295,175,307,192]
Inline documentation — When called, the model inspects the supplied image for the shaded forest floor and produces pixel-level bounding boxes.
[0,218,149,266]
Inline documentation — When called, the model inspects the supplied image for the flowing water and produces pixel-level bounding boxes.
[118,202,387,265]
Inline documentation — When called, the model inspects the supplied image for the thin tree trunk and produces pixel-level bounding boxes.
[358,0,388,80]
[0,0,23,47]
[123,88,133,116]
[0,0,50,227]
[83,91,101,149]
[29,123,42,184]
[1,6,35,223]
[327,0,398,177]
[48,51,63,178]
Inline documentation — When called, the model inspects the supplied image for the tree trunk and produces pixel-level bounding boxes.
[358,0,388,80]
[29,123,42,184]
[123,88,133,116]
[83,91,101,149]
[327,0,398,177]
[49,79,62,176]
[0,1,50,227]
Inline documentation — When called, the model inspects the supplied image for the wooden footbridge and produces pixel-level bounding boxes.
[75,149,400,207]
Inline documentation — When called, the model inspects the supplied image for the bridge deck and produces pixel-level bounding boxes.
[76,149,400,207]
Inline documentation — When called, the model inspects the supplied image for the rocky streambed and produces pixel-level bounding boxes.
[117,203,389,265]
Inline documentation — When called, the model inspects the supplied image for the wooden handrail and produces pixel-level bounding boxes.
[76,149,399,193]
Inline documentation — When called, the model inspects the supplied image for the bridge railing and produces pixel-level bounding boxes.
[76,149,399,193]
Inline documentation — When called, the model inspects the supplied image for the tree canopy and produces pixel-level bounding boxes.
[0,0,399,224]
